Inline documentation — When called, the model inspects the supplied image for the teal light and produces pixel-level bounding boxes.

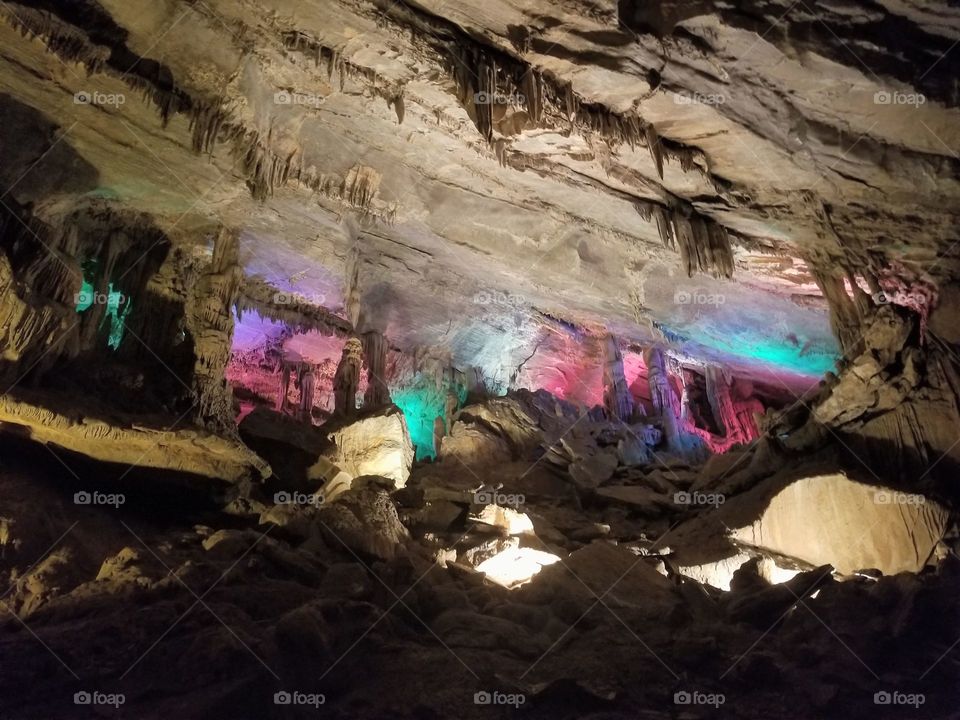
[391,386,446,460]
[75,276,132,351]
[75,278,95,312]
[391,373,468,461]
[690,329,836,377]
[106,288,132,350]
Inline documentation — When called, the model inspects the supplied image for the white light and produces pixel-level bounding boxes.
[476,546,561,588]
[762,563,801,585]
[471,505,535,536]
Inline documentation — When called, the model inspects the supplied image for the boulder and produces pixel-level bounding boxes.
[520,541,677,614]
[723,565,833,628]
[594,484,673,512]
[318,487,410,560]
[669,458,950,581]
[431,609,542,656]
[239,406,330,488]
[439,423,512,466]
[729,473,948,575]
[315,405,414,488]
[322,563,371,600]
[440,389,581,465]
[568,450,618,490]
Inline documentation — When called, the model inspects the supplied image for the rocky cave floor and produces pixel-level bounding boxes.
[0,409,956,720]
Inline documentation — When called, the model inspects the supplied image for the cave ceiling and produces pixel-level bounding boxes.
[1,0,958,393]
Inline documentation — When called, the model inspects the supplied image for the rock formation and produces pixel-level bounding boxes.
[602,334,634,421]
[333,337,363,418]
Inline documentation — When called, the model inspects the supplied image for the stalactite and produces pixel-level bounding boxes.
[650,204,733,279]
[391,92,405,124]
[522,69,543,124]
[122,71,187,126]
[189,100,228,154]
[344,247,362,329]
[652,206,675,250]
[707,221,734,278]
[673,213,694,276]
[646,124,664,179]
[420,22,706,177]
[844,267,874,319]
[235,278,351,337]
[231,130,302,201]
[282,29,405,120]
[633,201,653,223]
[0,3,110,73]
[341,164,383,212]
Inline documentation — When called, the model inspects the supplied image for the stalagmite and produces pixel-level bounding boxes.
[602,334,633,421]
[643,346,682,452]
[184,226,243,433]
[333,337,363,417]
[704,366,734,438]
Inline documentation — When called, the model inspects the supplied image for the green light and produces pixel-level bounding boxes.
[692,330,836,376]
[75,273,131,351]
[391,375,467,461]
[75,278,95,312]
[392,387,446,460]
[106,288,132,350]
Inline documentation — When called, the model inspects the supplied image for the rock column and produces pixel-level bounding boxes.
[362,329,391,407]
[602,334,633,421]
[184,226,242,433]
[644,346,682,451]
[333,337,363,417]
